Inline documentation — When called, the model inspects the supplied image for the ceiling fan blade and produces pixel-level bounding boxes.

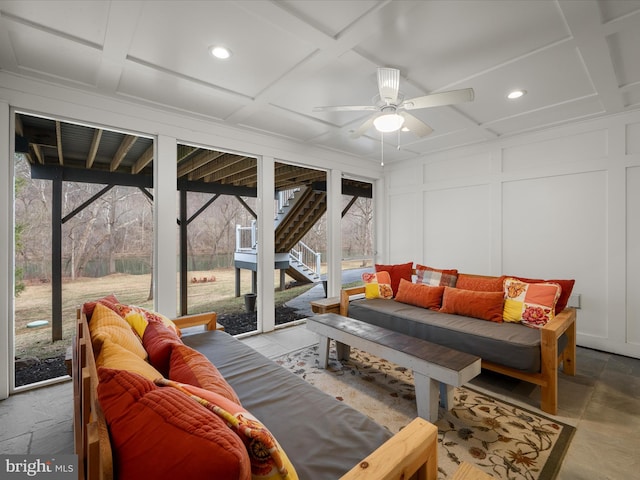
[402,88,474,110]
[399,112,433,138]
[377,67,400,105]
[313,105,378,112]
[349,113,380,139]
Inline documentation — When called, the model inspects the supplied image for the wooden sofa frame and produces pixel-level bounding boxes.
[72,308,439,480]
[340,279,577,416]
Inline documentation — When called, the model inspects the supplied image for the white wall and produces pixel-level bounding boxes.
[385,111,640,358]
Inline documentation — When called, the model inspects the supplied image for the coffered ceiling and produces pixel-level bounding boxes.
[1,0,640,164]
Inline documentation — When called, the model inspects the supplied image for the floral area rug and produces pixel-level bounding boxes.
[274,343,575,480]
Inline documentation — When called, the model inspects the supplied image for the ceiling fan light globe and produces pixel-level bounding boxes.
[373,113,405,132]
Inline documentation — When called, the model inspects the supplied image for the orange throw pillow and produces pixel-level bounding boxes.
[169,343,241,404]
[394,279,444,310]
[455,274,505,292]
[439,287,504,323]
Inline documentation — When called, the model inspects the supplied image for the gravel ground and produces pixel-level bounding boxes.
[15,305,307,387]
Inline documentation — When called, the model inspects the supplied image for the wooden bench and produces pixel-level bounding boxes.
[306,313,481,422]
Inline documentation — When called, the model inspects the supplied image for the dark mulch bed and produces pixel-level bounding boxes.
[15,306,307,387]
[216,305,306,336]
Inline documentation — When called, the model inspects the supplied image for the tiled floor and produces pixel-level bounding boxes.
[1,323,639,479]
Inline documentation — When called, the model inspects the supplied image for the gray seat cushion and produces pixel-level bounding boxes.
[348,298,566,373]
[182,330,392,479]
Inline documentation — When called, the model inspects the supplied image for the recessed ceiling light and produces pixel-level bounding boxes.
[507,89,526,100]
[209,45,231,60]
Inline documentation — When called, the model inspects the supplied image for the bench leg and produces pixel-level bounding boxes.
[317,335,330,368]
[414,372,440,422]
[335,341,351,361]
[439,383,455,410]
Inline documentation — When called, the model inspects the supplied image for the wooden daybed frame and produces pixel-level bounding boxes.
[339,271,577,415]
[72,308,439,480]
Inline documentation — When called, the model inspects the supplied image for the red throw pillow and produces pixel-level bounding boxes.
[513,277,575,314]
[375,262,413,296]
[439,287,504,323]
[82,294,120,319]
[394,279,444,310]
[97,368,251,480]
[142,320,183,376]
[168,343,241,404]
[456,274,506,292]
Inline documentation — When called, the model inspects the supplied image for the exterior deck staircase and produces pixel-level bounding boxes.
[235,186,326,283]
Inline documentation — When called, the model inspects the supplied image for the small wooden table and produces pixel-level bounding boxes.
[310,296,340,314]
[306,313,481,422]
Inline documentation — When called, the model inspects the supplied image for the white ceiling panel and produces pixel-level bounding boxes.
[7,26,101,85]
[356,0,570,91]
[0,0,108,45]
[275,55,382,127]
[486,96,605,136]
[129,1,316,98]
[119,62,251,120]
[623,88,640,108]
[599,0,640,23]
[458,41,595,124]
[240,104,331,141]
[607,28,640,87]
[277,0,379,37]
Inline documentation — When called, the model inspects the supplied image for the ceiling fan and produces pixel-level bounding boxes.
[313,67,474,139]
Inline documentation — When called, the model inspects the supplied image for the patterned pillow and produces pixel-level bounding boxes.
[157,379,299,480]
[415,264,458,287]
[362,271,393,299]
[113,304,181,337]
[503,278,561,328]
[512,276,575,314]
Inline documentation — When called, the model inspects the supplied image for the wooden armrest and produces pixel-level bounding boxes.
[540,307,576,338]
[340,417,438,480]
[340,286,366,316]
[172,312,219,331]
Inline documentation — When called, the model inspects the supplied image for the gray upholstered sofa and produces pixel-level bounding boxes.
[340,275,577,415]
[74,306,438,480]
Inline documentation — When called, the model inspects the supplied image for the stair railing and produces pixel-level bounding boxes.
[235,220,257,252]
[236,220,321,282]
[275,188,300,220]
[290,240,321,280]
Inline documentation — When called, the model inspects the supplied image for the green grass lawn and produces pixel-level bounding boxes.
[14,260,367,360]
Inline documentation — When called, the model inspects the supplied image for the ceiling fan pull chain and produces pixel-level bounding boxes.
[380,133,384,167]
